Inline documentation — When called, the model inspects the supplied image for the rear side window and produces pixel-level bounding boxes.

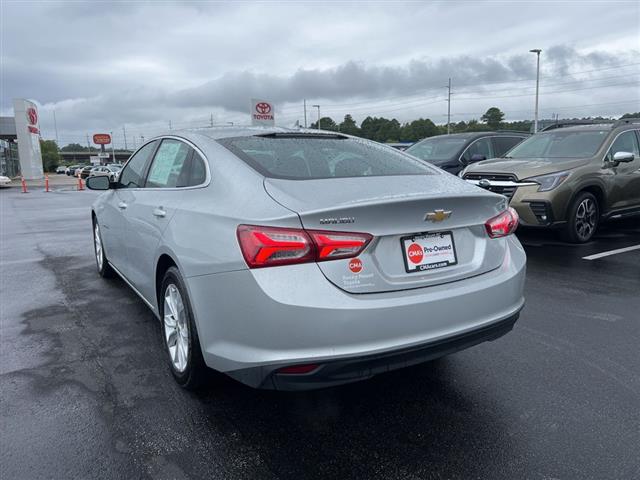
[219,135,432,180]
[186,155,207,186]
[493,136,525,156]
[118,140,158,188]
[146,139,192,188]
[461,137,494,162]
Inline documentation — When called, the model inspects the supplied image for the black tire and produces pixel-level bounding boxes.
[92,218,115,278]
[560,191,599,243]
[159,266,208,389]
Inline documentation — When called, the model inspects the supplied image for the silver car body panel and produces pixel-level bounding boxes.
[91,126,526,389]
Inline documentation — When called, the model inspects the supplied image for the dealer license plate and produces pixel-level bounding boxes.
[401,231,458,273]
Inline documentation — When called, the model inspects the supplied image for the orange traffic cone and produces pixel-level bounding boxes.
[21,177,28,193]
[45,174,50,192]
[77,172,84,191]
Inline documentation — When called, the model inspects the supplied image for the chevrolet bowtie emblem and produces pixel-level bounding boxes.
[425,209,452,222]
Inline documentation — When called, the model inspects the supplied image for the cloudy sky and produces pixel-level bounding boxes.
[2,0,639,148]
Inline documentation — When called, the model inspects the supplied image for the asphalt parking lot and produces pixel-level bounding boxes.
[1,184,639,480]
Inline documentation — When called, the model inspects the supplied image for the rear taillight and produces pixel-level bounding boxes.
[307,230,372,261]
[237,225,372,268]
[485,207,519,238]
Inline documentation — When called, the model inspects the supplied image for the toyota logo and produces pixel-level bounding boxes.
[27,107,38,126]
[255,102,272,114]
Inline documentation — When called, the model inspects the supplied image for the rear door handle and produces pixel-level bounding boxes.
[118,202,128,210]
[153,207,166,218]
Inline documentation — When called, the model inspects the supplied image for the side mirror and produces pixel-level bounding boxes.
[470,154,486,162]
[613,151,634,163]
[86,175,110,190]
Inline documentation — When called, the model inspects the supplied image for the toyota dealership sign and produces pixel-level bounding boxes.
[13,98,44,180]
[250,98,275,126]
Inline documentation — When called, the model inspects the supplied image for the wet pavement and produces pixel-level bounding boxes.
[1,185,639,479]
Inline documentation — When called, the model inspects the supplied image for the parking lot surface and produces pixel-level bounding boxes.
[1,185,639,480]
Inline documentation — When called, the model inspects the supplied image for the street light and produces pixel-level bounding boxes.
[530,48,542,133]
[312,104,321,129]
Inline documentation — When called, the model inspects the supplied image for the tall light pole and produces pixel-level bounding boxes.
[312,104,321,129]
[445,78,452,135]
[303,99,308,128]
[530,49,542,133]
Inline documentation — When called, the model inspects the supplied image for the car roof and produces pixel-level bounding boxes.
[539,124,614,133]
[177,126,345,141]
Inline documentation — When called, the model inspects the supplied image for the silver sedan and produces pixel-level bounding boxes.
[87,127,526,390]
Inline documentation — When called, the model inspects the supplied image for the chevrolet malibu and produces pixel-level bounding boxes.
[87,127,526,390]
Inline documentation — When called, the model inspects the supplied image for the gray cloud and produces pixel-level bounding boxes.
[2,1,639,146]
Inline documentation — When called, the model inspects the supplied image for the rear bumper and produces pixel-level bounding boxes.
[233,312,519,390]
[185,235,526,390]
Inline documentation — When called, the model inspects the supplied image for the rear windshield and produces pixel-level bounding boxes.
[506,130,609,159]
[219,135,433,180]
[405,136,468,163]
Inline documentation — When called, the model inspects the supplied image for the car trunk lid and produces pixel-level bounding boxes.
[264,174,509,293]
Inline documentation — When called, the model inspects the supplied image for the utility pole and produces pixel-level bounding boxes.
[110,131,116,164]
[210,113,214,127]
[445,78,452,135]
[52,110,59,146]
[303,99,308,128]
[312,104,321,129]
[169,120,172,130]
[530,49,542,133]
[122,125,128,150]
[86,133,91,153]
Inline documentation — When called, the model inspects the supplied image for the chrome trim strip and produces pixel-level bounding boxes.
[465,179,538,187]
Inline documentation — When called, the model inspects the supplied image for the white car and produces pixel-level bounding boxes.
[0,175,11,187]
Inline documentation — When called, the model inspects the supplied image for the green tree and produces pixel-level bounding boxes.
[620,112,640,119]
[40,140,60,172]
[309,117,338,131]
[338,114,360,136]
[481,107,505,129]
[60,143,86,152]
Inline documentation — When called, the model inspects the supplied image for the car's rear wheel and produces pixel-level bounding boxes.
[561,191,599,243]
[93,219,115,278]
[160,266,207,389]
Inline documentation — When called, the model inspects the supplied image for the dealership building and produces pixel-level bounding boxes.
[0,116,21,177]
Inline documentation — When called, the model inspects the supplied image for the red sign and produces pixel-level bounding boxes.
[407,243,424,264]
[348,258,363,273]
[255,102,272,114]
[93,133,111,145]
[26,107,39,134]
[27,107,38,126]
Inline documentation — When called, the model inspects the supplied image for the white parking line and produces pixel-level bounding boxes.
[582,244,640,260]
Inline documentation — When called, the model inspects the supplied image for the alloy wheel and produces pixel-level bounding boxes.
[164,284,189,373]
[575,198,597,241]
[94,223,103,270]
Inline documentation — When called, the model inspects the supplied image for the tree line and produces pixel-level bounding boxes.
[41,109,639,172]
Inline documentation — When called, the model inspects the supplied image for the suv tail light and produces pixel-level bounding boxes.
[485,207,519,238]
[237,225,372,268]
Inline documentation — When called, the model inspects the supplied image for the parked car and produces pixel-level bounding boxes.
[79,165,95,179]
[90,165,121,182]
[461,118,640,242]
[55,165,67,174]
[87,128,526,390]
[66,164,85,176]
[405,132,529,175]
[0,175,10,187]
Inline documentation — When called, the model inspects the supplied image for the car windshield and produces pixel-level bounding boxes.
[405,136,468,164]
[506,130,609,159]
[219,135,433,180]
